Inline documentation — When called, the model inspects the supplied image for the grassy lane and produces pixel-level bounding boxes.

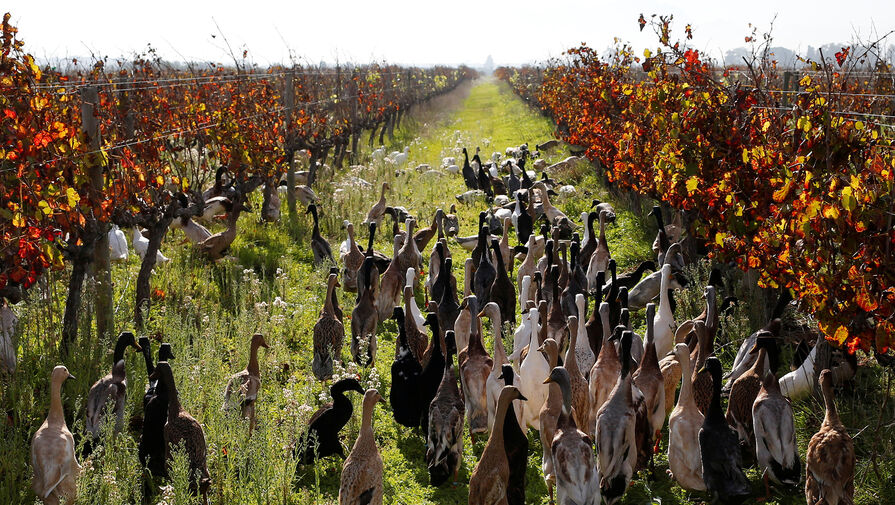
[3,78,890,505]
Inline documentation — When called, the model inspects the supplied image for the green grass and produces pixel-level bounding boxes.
[1,78,893,505]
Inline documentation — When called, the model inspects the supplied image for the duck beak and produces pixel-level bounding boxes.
[517,393,528,401]
[378,395,387,405]
[542,376,554,385]
[476,310,485,318]
[67,373,76,381]
[132,342,142,351]
[697,365,707,374]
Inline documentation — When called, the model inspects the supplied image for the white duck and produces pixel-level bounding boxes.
[31,366,80,505]
[108,225,128,262]
[574,294,596,372]
[481,302,521,431]
[652,264,676,358]
[518,307,549,430]
[169,215,211,245]
[667,343,705,491]
[404,267,426,333]
[131,227,170,263]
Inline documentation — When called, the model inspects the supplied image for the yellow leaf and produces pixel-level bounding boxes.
[156,175,164,186]
[38,200,52,216]
[685,177,699,194]
[832,325,849,345]
[854,121,864,130]
[799,75,812,86]
[66,187,80,207]
[762,120,771,132]
[12,212,24,228]
[715,232,727,246]
[841,187,857,212]
[742,149,750,164]
[822,205,840,219]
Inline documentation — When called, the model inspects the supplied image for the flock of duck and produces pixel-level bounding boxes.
[30,144,856,505]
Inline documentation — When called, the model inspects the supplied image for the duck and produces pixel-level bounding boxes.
[468,386,528,505]
[31,365,79,505]
[595,330,639,503]
[588,304,619,432]
[328,266,345,323]
[363,182,390,226]
[426,331,465,487]
[591,199,617,223]
[585,211,610,291]
[86,331,141,438]
[461,147,478,190]
[545,366,602,505]
[585,271,605,359]
[653,264,677,358]
[667,343,706,491]
[313,274,344,380]
[538,338,563,501]
[480,302,514,431]
[139,342,175,478]
[627,253,688,310]
[726,290,790,389]
[473,228,497,304]
[454,261,476,353]
[603,260,620,328]
[390,307,424,428]
[223,333,269,432]
[458,296,493,439]
[514,192,533,244]
[518,307,549,430]
[201,195,230,222]
[648,206,670,259]
[150,361,211,499]
[297,377,365,463]
[294,185,319,207]
[351,256,379,366]
[307,204,334,266]
[497,217,514,275]
[436,258,461,338]
[697,357,752,503]
[510,294,536,364]
[339,389,385,505]
[132,226,170,263]
[565,316,591,432]
[402,275,428,362]
[108,225,129,261]
[532,181,568,224]
[605,261,656,293]
[169,214,212,246]
[753,361,801,497]
[441,204,460,237]
[395,218,423,277]
[579,211,598,269]
[339,221,365,293]
[376,236,406,322]
[691,321,715,415]
[419,309,446,434]
[726,334,779,451]
[414,208,442,252]
[806,369,855,505]
[572,294,596,372]
[562,241,588,317]
[498,364,528,505]
[515,234,538,300]
[489,239,517,325]
[197,198,249,260]
[428,241,450,307]
[546,266,568,349]
[633,303,666,455]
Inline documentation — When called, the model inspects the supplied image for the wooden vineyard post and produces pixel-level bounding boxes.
[82,85,114,342]
[284,69,297,216]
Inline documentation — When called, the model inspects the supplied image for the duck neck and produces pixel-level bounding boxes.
[113,336,130,364]
[566,322,579,369]
[348,225,357,250]
[822,378,841,426]
[678,353,696,409]
[490,312,508,365]
[706,370,725,423]
[598,213,606,241]
[359,398,376,444]
[247,341,261,376]
[323,277,337,317]
[142,345,155,377]
[166,379,182,419]
[492,394,513,444]
[753,348,767,374]
[48,379,66,426]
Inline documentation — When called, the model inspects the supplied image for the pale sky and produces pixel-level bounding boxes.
[10,1,895,67]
